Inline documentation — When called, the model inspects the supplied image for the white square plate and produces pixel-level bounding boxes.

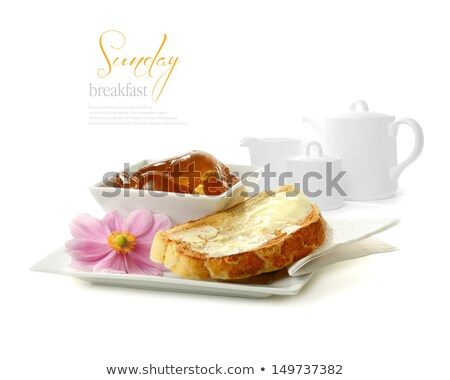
[30,247,313,299]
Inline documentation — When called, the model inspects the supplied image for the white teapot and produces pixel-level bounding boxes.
[303,100,424,200]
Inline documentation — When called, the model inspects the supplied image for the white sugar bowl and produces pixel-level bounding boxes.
[286,141,345,211]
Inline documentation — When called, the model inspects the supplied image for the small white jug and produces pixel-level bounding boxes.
[240,137,302,190]
[303,100,424,200]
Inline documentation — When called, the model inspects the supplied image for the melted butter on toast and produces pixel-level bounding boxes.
[171,191,312,257]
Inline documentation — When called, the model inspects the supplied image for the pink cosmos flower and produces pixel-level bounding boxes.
[65,210,171,275]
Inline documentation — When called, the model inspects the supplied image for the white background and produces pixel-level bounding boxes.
[1,1,449,379]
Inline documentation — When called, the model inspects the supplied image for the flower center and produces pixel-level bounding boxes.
[108,231,136,254]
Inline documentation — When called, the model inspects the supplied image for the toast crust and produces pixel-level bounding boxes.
[150,186,327,280]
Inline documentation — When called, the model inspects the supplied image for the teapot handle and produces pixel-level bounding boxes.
[389,118,424,182]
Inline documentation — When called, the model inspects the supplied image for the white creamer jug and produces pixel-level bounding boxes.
[240,137,302,190]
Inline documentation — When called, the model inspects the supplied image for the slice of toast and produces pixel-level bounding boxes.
[150,184,326,280]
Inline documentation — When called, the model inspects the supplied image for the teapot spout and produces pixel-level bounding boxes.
[302,116,322,138]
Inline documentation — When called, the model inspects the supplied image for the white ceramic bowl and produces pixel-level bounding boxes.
[90,160,262,224]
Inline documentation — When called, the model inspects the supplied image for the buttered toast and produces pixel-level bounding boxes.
[150,185,326,280]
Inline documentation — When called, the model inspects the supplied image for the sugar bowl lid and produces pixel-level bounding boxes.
[287,141,341,163]
[329,100,394,120]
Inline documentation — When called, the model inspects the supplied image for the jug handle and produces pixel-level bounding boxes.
[389,118,424,182]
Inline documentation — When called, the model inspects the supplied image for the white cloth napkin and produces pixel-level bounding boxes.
[288,218,400,277]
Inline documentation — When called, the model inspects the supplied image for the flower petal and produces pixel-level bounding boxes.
[102,210,124,233]
[92,252,127,273]
[69,213,111,242]
[122,210,154,238]
[149,214,172,234]
[69,258,104,272]
[65,239,110,261]
[131,214,171,256]
[125,251,166,275]
[66,243,115,272]
[132,241,152,256]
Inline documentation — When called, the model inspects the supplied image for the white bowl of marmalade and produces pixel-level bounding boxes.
[90,151,262,224]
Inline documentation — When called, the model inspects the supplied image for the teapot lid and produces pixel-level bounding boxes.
[329,100,394,120]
